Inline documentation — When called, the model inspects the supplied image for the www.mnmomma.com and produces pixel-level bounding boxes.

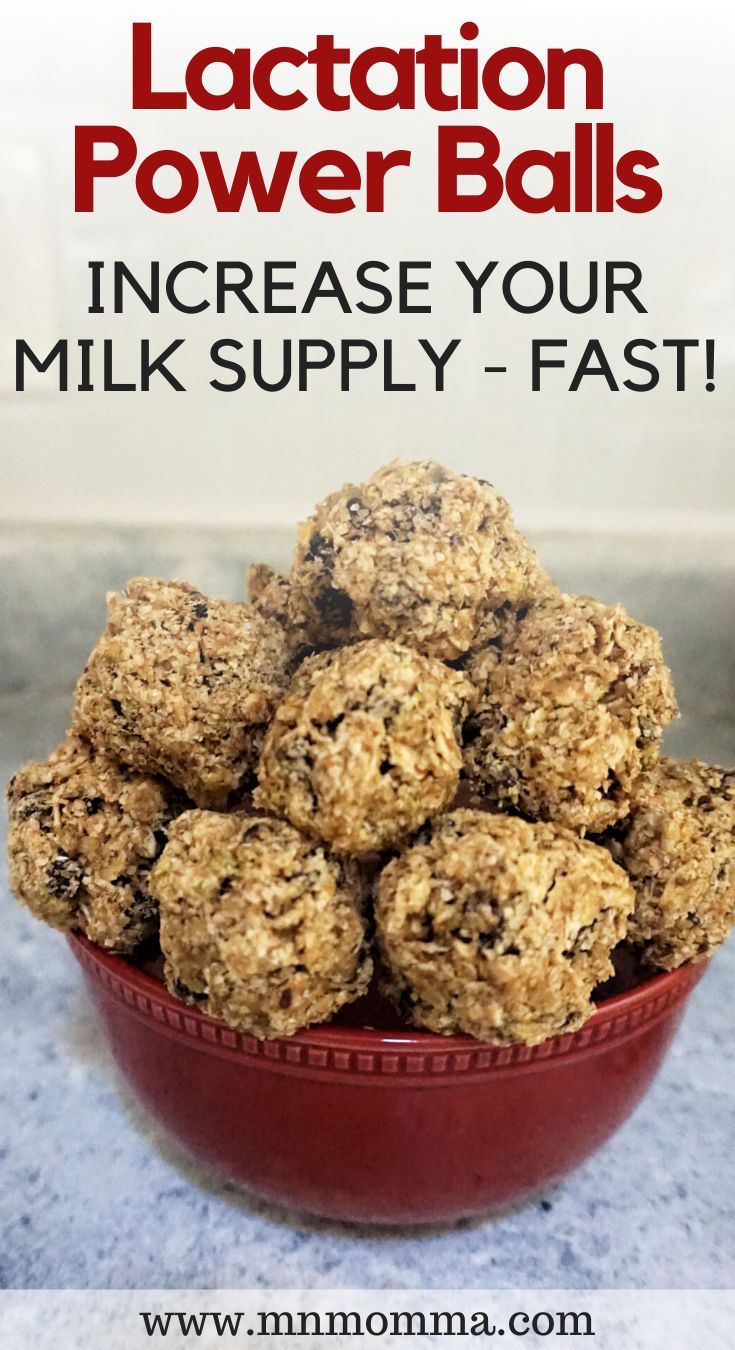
[139,1307,595,1339]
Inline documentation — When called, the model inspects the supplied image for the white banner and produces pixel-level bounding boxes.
[0,1289,733,1350]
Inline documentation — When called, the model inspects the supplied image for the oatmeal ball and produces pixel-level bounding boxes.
[255,640,474,853]
[74,578,290,809]
[6,734,180,950]
[464,593,677,833]
[288,459,552,659]
[376,810,634,1044]
[609,757,735,970]
[151,811,372,1038]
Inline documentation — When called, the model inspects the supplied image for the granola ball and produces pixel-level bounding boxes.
[151,811,372,1038]
[376,810,634,1044]
[609,757,735,969]
[255,640,474,853]
[6,734,180,950]
[74,578,290,809]
[288,459,552,659]
[464,593,677,833]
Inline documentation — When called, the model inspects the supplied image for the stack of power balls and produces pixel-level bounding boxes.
[7,461,735,1045]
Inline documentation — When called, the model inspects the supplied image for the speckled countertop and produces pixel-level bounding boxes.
[1,526,734,1290]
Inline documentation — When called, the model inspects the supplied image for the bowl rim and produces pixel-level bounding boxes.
[68,930,706,1065]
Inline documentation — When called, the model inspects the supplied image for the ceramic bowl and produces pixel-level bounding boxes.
[69,932,704,1224]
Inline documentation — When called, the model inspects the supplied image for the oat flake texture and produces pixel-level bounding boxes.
[255,639,474,853]
[246,562,292,628]
[287,459,553,659]
[151,810,372,1039]
[464,592,677,833]
[607,756,735,970]
[74,577,291,809]
[376,809,635,1045]
[6,733,181,951]
[8,455,735,1046]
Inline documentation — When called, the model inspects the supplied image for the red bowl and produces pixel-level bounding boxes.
[68,933,705,1225]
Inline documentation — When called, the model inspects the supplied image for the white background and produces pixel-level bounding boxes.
[1,1289,734,1349]
[0,0,733,531]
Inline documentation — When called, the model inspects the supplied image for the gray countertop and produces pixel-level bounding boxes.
[1,526,734,1290]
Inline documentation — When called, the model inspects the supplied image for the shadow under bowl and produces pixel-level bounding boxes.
[68,933,705,1225]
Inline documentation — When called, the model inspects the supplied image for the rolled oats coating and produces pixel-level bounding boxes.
[288,459,551,659]
[246,561,309,662]
[6,734,180,950]
[255,639,474,853]
[151,810,372,1038]
[609,757,735,970]
[464,592,677,833]
[247,562,292,629]
[74,578,290,809]
[376,809,634,1044]
[9,454,733,1049]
